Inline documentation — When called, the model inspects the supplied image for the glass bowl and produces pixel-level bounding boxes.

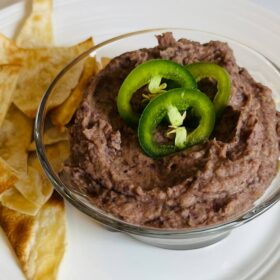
[34,28,280,250]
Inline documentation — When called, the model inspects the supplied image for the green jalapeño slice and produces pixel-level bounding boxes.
[117,59,196,126]
[138,88,216,158]
[186,62,231,116]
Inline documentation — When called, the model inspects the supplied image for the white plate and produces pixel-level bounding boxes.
[1,0,280,279]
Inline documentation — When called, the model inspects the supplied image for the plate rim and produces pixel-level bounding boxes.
[1,1,280,280]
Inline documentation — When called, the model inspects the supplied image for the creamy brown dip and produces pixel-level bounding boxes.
[63,33,280,229]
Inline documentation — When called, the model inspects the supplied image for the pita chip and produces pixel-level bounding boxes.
[0,192,66,280]
[0,64,21,127]
[50,56,98,127]
[28,126,68,152]
[0,187,40,216]
[16,0,53,48]
[0,34,93,117]
[0,104,33,174]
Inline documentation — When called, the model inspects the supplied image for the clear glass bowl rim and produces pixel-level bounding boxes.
[34,28,280,238]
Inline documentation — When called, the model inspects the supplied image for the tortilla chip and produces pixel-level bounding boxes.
[0,187,40,216]
[0,192,66,280]
[50,56,98,127]
[26,141,70,209]
[16,0,53,48]
[101,56,111,68]
[15,37,93,117]
[45,141,70,173]
[15,166,53,208]
[0,157,20,194]
[27,140,69,210]
[0,35,93,117]
[96,56,111,72]
[28,126,68,151]
[0,105,33,174]
[0,204,35,270]
[0,64,21,127]
[29,141,70,173]
[0,35,20,63]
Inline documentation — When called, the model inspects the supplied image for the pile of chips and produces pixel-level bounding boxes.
[0,0,108,279]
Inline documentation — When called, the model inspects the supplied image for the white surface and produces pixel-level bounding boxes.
[253,0,280,14]
[1,0,280,279]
